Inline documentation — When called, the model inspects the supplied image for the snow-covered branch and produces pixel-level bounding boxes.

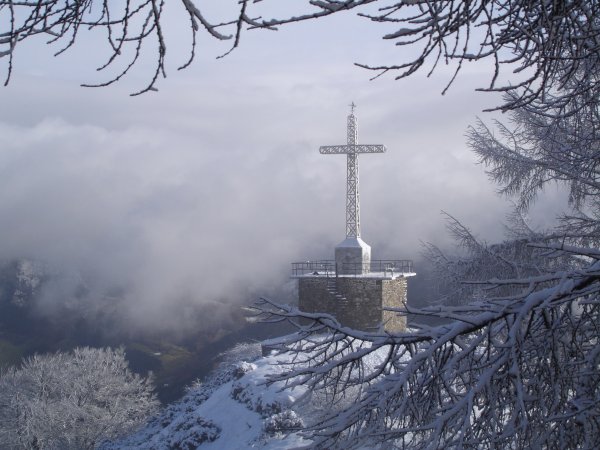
[257,256,600,448]
[0,347,158,449]
[2,0,599,106]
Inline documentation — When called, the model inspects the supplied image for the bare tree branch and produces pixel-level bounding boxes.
[1,0,599,107]
[256,256,600,448]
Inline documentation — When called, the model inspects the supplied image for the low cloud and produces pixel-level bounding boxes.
[0,65,527,336]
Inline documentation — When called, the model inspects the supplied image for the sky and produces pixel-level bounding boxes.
[0,2,569,333]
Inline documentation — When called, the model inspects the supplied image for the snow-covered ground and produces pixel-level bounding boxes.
[101,342,314,449]
[103,334,395,449]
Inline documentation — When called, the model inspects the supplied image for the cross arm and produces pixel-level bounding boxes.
[319,144,386,154]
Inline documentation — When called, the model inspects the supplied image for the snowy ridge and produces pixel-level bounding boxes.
[102,343,313,449]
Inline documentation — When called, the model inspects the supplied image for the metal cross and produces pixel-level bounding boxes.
[320,104,386,238]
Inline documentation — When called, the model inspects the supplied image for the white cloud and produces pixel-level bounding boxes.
[0,8,537,332]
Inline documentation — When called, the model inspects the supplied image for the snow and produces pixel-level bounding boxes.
[199,357,310,450]
[336,237,370,249]
[103,336,401,449]
[102,344,313,449]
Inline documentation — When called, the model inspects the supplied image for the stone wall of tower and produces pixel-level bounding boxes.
[382,278,407,332]
[298,277,407,332]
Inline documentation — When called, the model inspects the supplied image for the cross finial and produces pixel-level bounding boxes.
[320,107,386,239]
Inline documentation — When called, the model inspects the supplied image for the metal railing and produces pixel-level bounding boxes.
[291,259,413,277]
[291,260,336,277]
[370,260,414,274]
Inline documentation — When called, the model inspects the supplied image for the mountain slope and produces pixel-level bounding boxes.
[102,343,313,449]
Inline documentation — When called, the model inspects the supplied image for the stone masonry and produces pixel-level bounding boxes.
[298,276,407,332]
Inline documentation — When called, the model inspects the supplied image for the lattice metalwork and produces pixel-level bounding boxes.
[320,103,386,238]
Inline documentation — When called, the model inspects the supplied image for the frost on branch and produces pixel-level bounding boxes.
[257,258,600,449]
[1,1,599,107]
[467,73,600,247]
[0,347,158,450]
[423,211,579,306]
[252,68,600,447]
[0,0,243,95]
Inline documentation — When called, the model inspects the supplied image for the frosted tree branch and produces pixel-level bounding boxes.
[1,0,599,107]
[256,256,600,448]
[0,347,158,449]
[252,53,600,446]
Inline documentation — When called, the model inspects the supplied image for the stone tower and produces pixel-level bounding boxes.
[292,105,415,332]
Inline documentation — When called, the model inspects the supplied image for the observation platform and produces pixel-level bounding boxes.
[291,260,415,280]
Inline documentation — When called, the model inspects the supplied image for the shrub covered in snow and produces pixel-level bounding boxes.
[263,410,305,435]
[231,379,284,418]
[0,347,158,450]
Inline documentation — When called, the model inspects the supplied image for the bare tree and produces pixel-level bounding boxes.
[469,93,600,210]
[422,211,578,306]
[257,242,600,448]
[1,0,599,107]
[467,68,600,244]
[0,347,158,450]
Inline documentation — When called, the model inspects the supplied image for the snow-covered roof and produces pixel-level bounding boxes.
[335,236,370,249]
